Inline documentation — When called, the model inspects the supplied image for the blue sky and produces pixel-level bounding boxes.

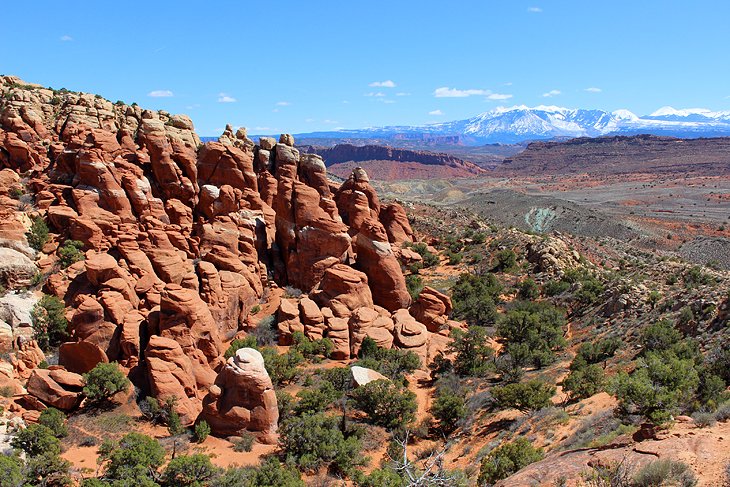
[1,1,728,135]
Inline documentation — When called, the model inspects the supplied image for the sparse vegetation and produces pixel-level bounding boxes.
[58,239,85,268]
[82,362,130,404]
[26,216,49,251]
[477,437,543,485]
[31,294,69,350]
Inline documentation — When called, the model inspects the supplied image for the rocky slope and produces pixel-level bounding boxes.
[0,76,457,438]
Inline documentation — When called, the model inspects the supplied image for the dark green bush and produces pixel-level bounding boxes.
[31,294,68,350]
[492,380,556,412]
[211,458,304,487]
[498,301,567,368]
[477,437,543,485]
[493,249,517,272]
[405,274,424,300]
[163,454,220,487]
[350,379,417,429]
[26,216,49,252]
[39,407,68,438]
[450,273,502,326]
[58,239,85,268]
[98,432,165,483]
[279,413,363,474]
[447,325,494,376]
[517,278,540,300]
[432,390,466,433]
[355,337,420,381]
[193,420,210,443]
[562,364,605,401]
[82,362,130,404]
[11,424,61,457]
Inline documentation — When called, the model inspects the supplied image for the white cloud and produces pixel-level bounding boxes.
[148,90,174,98]
[584,87,602,93]
[323,119,339,124]
[218,93,237,103]
[528,7,543,13]
[276,101,291,106]
[487,93,513,100]
[395,92,411,96]
[382,99,396,104]
[60,35,73,42]
[342,100,350,104]
[305,118,316,123]
[364,92,386,97]
[369,80,396,88]
[434,87,489,97]
[429,109,444,115]
[542,89,561,97]
[253,126,273,131]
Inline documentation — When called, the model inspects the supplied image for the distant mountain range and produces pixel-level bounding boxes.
[289,106,730,145]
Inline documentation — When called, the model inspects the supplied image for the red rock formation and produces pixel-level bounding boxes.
[200,348,278,443]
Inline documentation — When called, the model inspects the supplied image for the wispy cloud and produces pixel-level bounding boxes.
[369,80,396,88]
[434,87,512,100]
[305,118,316,123]
[395,92,411,97]
[527,7,543,13]
[434,87,489,98]
[382,99,396,104]
[323,119,339,124]
[364,92,386,97]
[148,90,174,98]
[584,87,602,93]
[276,101,291,106]
[218,93,237,103]
[542,89,561,97]
[487,93,513,100]
[60,35,73,42]
[429,109,444,115]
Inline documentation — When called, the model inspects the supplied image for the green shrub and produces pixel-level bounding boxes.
[572,337,621,369]
[493,249,517,272]
[691,411,716,428]
[492,380,556,412]
[562,364,605,401]
[432,390,466,433]
[25,452,72,487]
[233,433,255,452]
[261,347,303,385]
[0,456,23,487]
[355,337,420,380]
[632,459,697,487]
[39,407,68,438]
[294,381,343,415]
[517,278,540,300]
[447,325,494,376]
[193,420,211,443]
[405,274,424,300]
[450,273,502,326]
[447,251,463,265]
[350,379,417,429]
[211,458,304,487]
[26,216,49,251]
[31,294,68,350]
[291,331,332,359]
[477,437,543,485]
[611,351,700,424]
[543,279,570,296]
[224,336,258,359]
[11,424,61,457]
[163,454,219,486]
[82,362,130,404]
[279,413,363,474]
[498,301,567,368]
[58,239,85,268]
[99,432,165,483]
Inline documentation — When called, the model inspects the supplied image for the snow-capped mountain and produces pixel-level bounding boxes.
[295,106,730,145]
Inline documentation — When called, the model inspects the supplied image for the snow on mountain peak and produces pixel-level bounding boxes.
[612,109,639,121]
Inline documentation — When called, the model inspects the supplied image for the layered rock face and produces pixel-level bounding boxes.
[0,76,454,437]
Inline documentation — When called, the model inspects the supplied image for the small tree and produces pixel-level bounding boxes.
[447,326,495,376]
[11,424,61,457]
[350,379,417,429]
[562,364,605,401]
[193,421,211,443]
[517,278,540,300]
[99,432,165,483]
[26,216,49,252]
[58,240,85,268]
[492,380,556,412]
[431,390,466,433]
[82,362,130,404]
[278,413,363,474]
[212,458,304,487]
[493,249,517,272]
[162,454,220,487]
[39,407,68,438]
[31,295,68,350]
[478,438,544,485]
[0,456,23,487]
